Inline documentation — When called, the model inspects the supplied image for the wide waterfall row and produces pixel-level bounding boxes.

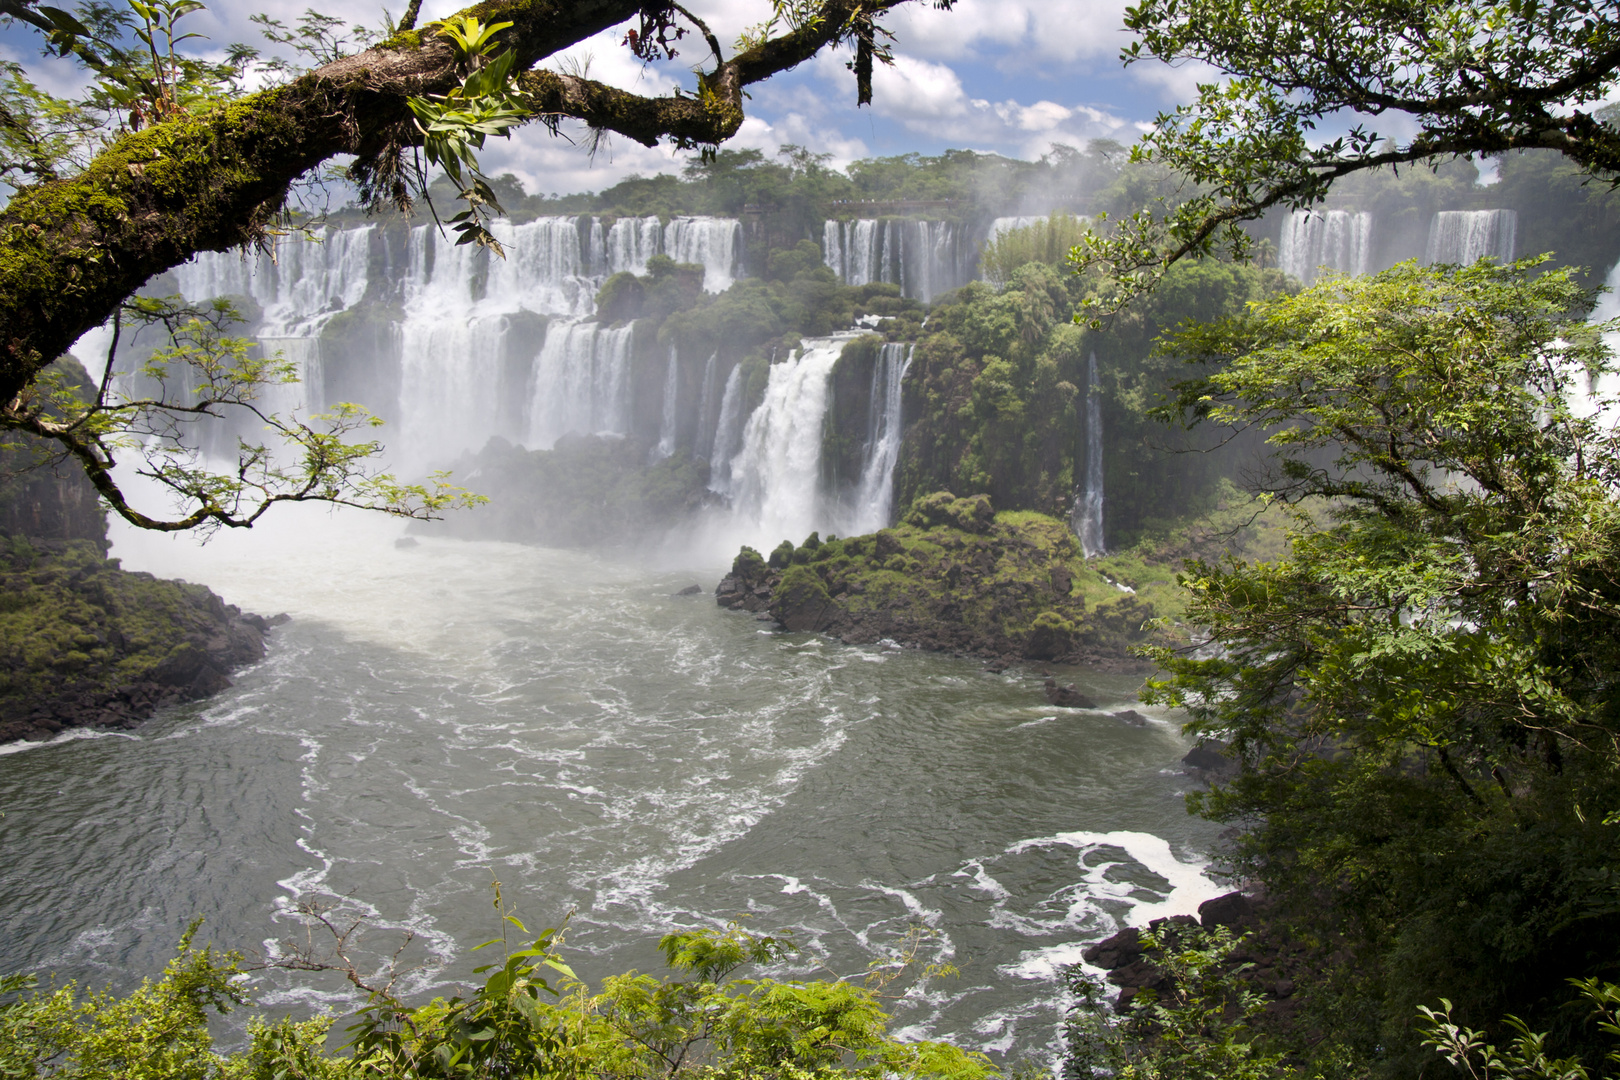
[174,225,375,337]
[170,217,744,464]
[163,218,923,543]
[1276,207,1520,282]
[1426,209,1517,265]
[821,220,970,303]
[1279,210,1373,284]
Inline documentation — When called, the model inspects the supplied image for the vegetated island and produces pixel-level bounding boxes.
[0,382,279,745]
[715,490,1270,667]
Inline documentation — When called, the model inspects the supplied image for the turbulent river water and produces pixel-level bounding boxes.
[0,507,1221,1062]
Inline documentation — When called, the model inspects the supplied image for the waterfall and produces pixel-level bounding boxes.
[822,220,964,300]
[986,216,1045,243]
[1073,351,1105,557]
[845,221,879,286]
[822,220,844,281]
[847,343,914,533]
[728,337,851,545]
[664,217,741,292]
[526,322,635,449]
[694,352,720,461]
[707,364,745,494]
[607,216,663,276]
[174,225,375,414]
[902,221,958,304]
[653,344,681,460]
[1278,209,1373,284]
[1426,210,1517,265]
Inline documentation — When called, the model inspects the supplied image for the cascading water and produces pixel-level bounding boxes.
[846,343,914,534]
[654,345,681,461]
[525,322,635,449]
[173,225,375,413]
[694,352,720,462]
[169,215,752,468]
[823,220,967,300]
[665,217,741,293]
[1073,351,1105,557]
[707,364,745,495]
[727,336,854,546]
[1278,209,1373,284]
[607,216,663,276]
[1426,209,1517,265]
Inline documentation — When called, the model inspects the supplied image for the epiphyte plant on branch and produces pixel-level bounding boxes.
[0,0,956,533]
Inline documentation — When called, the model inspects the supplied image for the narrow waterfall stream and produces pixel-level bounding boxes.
[1074,352,1105,558]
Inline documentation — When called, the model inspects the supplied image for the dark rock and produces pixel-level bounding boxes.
[1113,709,1147,725]
[1044,677,1096,708]
[1182,742,1232,771]
[673,584,702,596]
[1083,926,1143,970]
[1198,891,1256,929]
[394,536,420,549]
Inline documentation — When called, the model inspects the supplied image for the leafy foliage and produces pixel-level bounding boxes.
[0,916,993,1080]
[1074,0,1620,311]
[1144,258,1620,1072]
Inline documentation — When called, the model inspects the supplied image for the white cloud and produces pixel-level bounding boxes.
[810,50,1146,158]
[885,0,1134,65]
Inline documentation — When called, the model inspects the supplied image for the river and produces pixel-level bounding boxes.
[0,505,1221,1063]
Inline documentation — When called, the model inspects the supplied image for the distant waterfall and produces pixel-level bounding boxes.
[846,343,914,533]
[1072,351,1105,557]
[707,365,745,494]
[822,220,966,300]
[1426,210,1517,265]
[694,352,720,461]
[176,224,374,337]
[606,216,662,276]
[986,216,1045,243]
[1279,209,1373,284]
[728,337,851,546]
[174,225,374,409]
[525,323,635,450]
[654,345,681,460]
[665,217,742,292]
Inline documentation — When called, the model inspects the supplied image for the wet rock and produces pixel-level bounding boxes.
[1044,677,1096,708]
[1083,926,1143,969]
[1113,709,1148,725]
[673,584,703,596]
[1182,742,1233,771]
[1198,891,1256,929]
[394,536,420,549]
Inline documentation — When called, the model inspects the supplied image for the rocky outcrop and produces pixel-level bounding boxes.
[0,539,283,744]
[716,492,1174,664]
[1083,891,1308,1024]
[0,381,282,745]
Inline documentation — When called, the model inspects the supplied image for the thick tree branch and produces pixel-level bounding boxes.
[0,0,943,411]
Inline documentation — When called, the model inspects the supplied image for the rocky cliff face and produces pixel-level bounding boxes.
[716,492,1171,664]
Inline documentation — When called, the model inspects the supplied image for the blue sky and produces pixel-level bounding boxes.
[0,0,1216,195]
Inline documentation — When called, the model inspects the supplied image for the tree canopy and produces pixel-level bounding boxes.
[1079,0,1620,309]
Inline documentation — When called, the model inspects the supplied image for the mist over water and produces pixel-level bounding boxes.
[0,502,1222,1061]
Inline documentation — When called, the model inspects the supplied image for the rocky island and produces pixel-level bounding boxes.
[716,491,1174,665]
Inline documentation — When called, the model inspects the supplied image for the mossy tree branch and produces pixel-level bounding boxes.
[0,0,949,414]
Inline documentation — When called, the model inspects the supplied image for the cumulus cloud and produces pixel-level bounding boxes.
[810,50,1146,158]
